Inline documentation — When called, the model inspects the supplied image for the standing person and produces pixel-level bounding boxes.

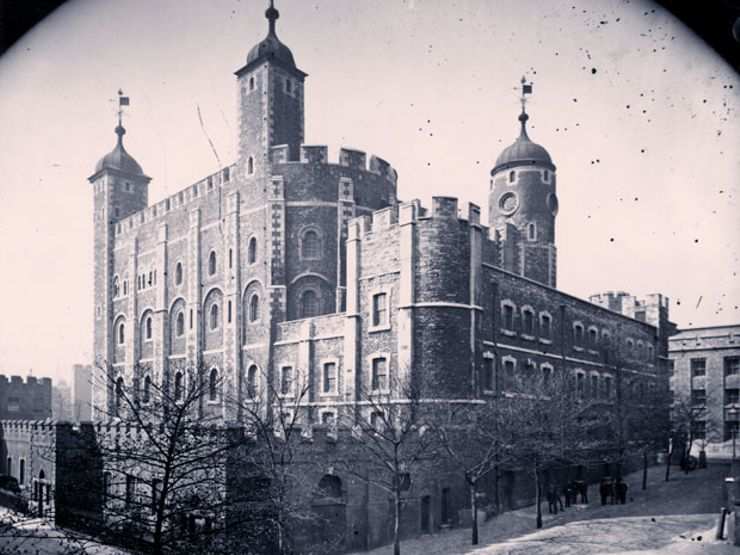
[554,485,564,512]
[599,478,610,506]
[616,479,628,504]
[609,479,618,505]
[547,484,558,514]
[577,480,589,504]
[564,482,573,508]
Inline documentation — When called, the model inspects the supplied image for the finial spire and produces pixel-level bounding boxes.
[115,89,130,145]
[266,0,280,36]
[518,76,533,139]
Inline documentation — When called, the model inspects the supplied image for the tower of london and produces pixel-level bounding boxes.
[89,2,673,425]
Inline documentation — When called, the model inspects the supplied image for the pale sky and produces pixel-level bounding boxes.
[0,0,738,385]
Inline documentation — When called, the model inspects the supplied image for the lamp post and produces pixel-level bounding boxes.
[728,406,739,464]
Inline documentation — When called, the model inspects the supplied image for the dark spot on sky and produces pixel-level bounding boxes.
[591,68,597,74]
[634,197,639,201]
[694,239,699,243]
[610,238,615,242]
[641,149,646,153]
[626,105,630,109]
[573,98,578,103]
[703,99,707,103]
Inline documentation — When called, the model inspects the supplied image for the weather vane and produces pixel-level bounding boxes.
[519,76,533,113]
[116,89,130,128]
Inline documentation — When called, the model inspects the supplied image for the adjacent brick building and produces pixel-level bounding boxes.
[668,324,740,458]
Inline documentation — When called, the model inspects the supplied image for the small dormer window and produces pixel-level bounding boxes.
[508,170,516,184]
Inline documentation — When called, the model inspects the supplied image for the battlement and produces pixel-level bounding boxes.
[0,419,57,434]
[0,375,52,387]
[269,144,398,185]
[113,164,236,238]
[348,197,484,239]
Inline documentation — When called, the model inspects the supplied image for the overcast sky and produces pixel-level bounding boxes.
[0,0,737,384]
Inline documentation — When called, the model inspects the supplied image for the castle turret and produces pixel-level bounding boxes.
[489,78,558,287]
[88,96,150,419]
[235,0,306,177]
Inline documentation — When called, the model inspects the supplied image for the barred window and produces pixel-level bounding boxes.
[371,358,388,392]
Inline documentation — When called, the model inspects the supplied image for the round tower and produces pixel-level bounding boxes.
[489,79,558,287]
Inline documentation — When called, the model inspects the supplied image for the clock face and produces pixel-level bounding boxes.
[546,193,559,216]
[498,192,519,215]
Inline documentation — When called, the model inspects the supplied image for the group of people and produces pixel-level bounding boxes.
[599,477,629,505]
[546,480,589,515]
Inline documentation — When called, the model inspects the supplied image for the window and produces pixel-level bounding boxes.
[176,311,185,337]
[228,248,233,270]
[527,223,536,241]
[174,372,184,402]
[125,474,137,509]
[544,169,550,182]
[280,367,293,396]
[637,341,644,359]
[118,321,125,345]
[508,170,516,183]
[726,421,740,442]
[691,389,706,406]
[588,327,598,347]
[604,376,613,399]
[725,357,740,377]
[248,237,257,264]
[249,294,260,322]
[247,156,255,175]
[602,330,611,347]
[228,300,232,323]
[300,290,319,318]
[113,276,120,297]
[521,308,534,336]
[301,229,321,259]
[690,358,706,377]
[323,362,337,394]
[647,344,654,360]
[626,338,634,354]
[541,364,553,388]
[573,323,584,347]
[576,373,585,400]
[145,316,153,340]
[371,358,388,392]
[725,388,739,405]
[370,411,385,432]
[321,412,336,426]
[6,457,11,477]
[540,313,552,340]
[503,358,516,390]
[285,78,292,93]
[143,375,151,404]
[123,280,128,296]
[115,377,124,416]
[148,271,153,287]
[208,251,217,276]
[372,292,388,327]
[209,368,219,401]
[246,365,258,399]
[249,76,255,91]
[151,479,161,513]
[483,356,495,392]
[502,302,515,331]
[590,375,599,399]
[175,262,183,285]
[19,459,24,486]
[209,303,219,331]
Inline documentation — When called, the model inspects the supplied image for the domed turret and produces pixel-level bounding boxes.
[492,112,553,174]
[244,0,297,72]
[94,124,144,176]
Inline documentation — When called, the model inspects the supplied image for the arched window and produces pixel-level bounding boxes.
[210,303,219,330]
[175,262,183,286]
[508,170,516,183]
[301,229,321,259]
[208,251,217,276]
[248,237,257,264]
[209,368,218,401]
[115,377,124,415]
[143,375,151,404]
[317,475,342,500]
[118,321,125,345]
[113,276,120,298]
[228,248,233,269]
[145,316,153,340]
[300,290,319,318]
[176,311,185,337]
[249,294,260,322]
[247,365,258,399]
[247,156,255,175]
[174,372,183,402]
[123,279,128,296]
[249,76,255,91]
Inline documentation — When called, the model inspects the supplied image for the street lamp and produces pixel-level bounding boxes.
[728,406,740,463]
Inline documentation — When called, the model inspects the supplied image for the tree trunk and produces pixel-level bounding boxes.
[470,480,479,545]
[394,488,401,555]
[534,468,542,529]
[664,446,672,482]
[642,450,648,490]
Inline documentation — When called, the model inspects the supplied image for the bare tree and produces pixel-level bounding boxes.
[335,376,436,555]
[90,361,243,554]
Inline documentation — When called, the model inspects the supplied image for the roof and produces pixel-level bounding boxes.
[93,125,144,176]
[492,112,554,174]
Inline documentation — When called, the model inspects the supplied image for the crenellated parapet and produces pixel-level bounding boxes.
[269,144,398,186]
[112,165,236,239]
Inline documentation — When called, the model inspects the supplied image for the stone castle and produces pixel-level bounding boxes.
[87,3,674,424]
